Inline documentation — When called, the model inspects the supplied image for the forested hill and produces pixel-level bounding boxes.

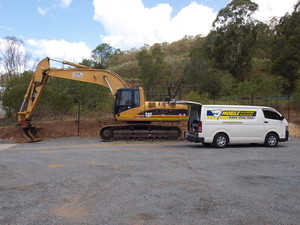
[1,0,299,121]
[107,0,299,107]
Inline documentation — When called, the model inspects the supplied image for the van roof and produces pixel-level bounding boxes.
[172,100,202,106]
[178,102,276,111]
[202,105,272,109]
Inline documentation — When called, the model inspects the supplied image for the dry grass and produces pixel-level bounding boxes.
[289,123,300,138]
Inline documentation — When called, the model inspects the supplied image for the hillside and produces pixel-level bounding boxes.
[1,3,299,127]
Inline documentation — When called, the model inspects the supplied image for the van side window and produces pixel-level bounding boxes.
[263,110,281,120]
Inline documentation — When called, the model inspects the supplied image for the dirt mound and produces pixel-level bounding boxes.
[0,119,117,143]
[0,126,24,142]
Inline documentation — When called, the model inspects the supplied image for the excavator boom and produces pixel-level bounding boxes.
[18,57,128,124]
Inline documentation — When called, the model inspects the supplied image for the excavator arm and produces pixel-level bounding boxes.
[17,57,128,140]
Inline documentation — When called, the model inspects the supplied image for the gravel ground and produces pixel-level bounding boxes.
[0,138,299,225]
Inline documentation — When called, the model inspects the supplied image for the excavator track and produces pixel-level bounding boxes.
[100,124,182,141]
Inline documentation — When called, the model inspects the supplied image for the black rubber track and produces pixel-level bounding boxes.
[100,124,182,141]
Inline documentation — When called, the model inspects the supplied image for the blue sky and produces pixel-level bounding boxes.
[0,0,297,64]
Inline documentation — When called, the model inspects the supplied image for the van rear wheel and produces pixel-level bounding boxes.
[265,133,279,147]
[213,133,228,148]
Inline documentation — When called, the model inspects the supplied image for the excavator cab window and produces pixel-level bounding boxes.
[114,88,140,115]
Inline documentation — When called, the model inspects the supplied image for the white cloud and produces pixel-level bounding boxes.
[171,2,215,38]
[93,0,216,50]
[37,0,73,15]
[0,38,26,54]
[60,0,73,9]
[0,25,13,31]
[26,39,91,62]
[253,0,296,22]
[37,7,49,16]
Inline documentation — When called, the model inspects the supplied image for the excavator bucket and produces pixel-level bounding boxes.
[13,126,43,143]
[23,126,42,142]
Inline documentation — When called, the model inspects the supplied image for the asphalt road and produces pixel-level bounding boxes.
[0,138,299,225]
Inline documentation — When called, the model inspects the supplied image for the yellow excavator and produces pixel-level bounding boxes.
[17,57,188,142]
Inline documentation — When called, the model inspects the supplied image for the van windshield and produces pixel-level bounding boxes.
[263,109,282,120]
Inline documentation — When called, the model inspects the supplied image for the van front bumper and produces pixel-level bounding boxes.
[279,131,289,142]
[187,134,204,143]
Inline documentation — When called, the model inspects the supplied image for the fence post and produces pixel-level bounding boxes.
[77,103,80,136]
[288,94,290,121]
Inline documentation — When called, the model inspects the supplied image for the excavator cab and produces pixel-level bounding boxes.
[114,88,140,115]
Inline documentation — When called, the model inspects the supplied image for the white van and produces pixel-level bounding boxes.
[186,103,289,148]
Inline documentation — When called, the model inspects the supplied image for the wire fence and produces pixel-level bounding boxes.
[145,86,298,123]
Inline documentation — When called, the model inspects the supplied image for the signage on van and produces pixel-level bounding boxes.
[206,109,257,120]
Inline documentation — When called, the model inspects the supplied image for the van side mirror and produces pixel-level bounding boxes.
[280,116,285,121]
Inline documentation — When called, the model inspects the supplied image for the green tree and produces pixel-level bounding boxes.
[80,58,99,68]
[186,43,208,87]
[291,79,300,122]
[91,43,121,68]
[187,39,234,102]
[137,44,186,100]
[255,21,276,59]
[219,73,236,97]
[200,70,222,103]
[206,0,259,80]
[43,86,73,119]
[186,91,209,104]
[45,78,112,115]
[136,46,157,90]
[234,73,283,104]
[1,71,32,117]
[272,1,300,94]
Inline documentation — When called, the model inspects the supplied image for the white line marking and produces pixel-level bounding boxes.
[0,144,17,151]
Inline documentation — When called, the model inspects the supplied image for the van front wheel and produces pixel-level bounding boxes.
[213,133,228,148]
[265,133,279,147]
